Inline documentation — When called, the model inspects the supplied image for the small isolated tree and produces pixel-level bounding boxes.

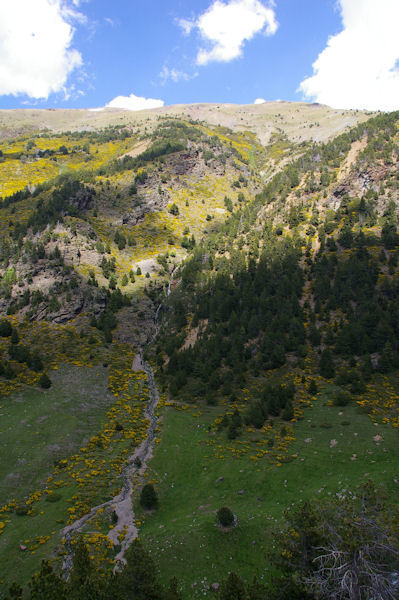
[166,577,183,600]
[10,328,19,344]
[30,351,43,372]
[168,203,179,216]
[39,373,52,389]
[140,484,158,510]
[219,572,246,600]
[108,274,117,290]
[308,379,318,395]
[217,506,234,527]
[319,348,335,379]
[0,319,12,337]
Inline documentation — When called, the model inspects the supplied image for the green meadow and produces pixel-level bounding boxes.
[138,378,399,599]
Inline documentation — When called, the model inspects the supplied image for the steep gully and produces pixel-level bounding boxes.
[62,269,176,575]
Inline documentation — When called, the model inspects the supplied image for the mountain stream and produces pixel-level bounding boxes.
[61,270,175,575]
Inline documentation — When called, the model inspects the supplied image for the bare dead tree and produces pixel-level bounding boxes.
[274,483,399,600]
[303,487,399,600]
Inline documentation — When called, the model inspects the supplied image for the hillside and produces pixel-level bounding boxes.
[0,101,373,142]
[0,104,398,599]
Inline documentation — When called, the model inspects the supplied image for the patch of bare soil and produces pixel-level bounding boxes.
[182,326,200,350]
[118,140,151,161]
[337,138,367,182]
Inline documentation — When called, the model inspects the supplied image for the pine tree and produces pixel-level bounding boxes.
[308,379,318,395]
[116,539,164,600]
[28,561,67,600]
[217,507,234,527]
[140,483,158,510]
[39,372,52,389]
[319,349,335,379]
[166,577,183,600]
[219,572,247,600]
[0,319,12,337]
[5,583,23,600]
[247,577,269,600]
[69,539,92,589]
[11,328,19,344]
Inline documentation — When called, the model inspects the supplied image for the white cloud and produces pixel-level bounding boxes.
[106,93,164,111]
[160,66,197,84]
[179,0,278,66]
[299,0,399,111]
[254,97,266,104]
[104,17,114,26]
[0,0,84,99]
[177,18,195,36]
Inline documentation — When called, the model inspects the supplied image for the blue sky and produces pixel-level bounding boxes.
[0,0,398,111]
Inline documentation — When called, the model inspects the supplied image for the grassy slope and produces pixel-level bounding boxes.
[0,364,113,588]
[138,377,399,599]
[0,364,113,505]
[0,352,153,591]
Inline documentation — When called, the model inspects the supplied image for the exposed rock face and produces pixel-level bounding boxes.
[30,289,107,323]
[328,161,392,211]
[70,187,94,212]
[167,149,204,177]
[357,164,389,193]
[51,293,106,323]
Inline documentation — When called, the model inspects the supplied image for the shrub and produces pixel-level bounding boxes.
[45,493,62,503]
[39,372,52,389]
[140,484,158,510]
[30,351,43,372]
[217,506,235,527]
[15,505,29,516]
[332,390,351,406]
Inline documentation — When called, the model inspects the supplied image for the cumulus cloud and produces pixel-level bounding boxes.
[254,97,266,104]
[299,0,399,111]
[0,0,84,99]
[179,0,278,66]
[106,93,164,111]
